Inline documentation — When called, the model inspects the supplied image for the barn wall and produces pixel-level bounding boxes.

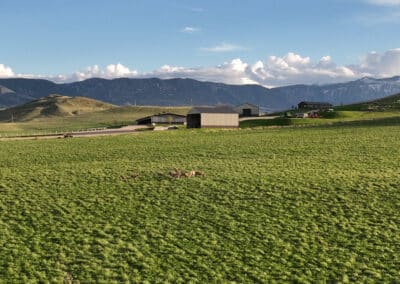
[152,115,186,124]
[201,113,239,128]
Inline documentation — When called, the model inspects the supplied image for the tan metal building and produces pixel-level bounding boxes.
[187,106,239,128]
[234,103,260,117]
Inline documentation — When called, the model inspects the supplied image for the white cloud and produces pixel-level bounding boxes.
[66,63,138,81]
[2,49,400,87]
[244,53,357,86]
[141,59,256,85]
[181,26,201,33]
[0,64,15,77]
[351,48,400,77]
[355,10,400,24]
[201,43,243,53]
[365,0,400,5]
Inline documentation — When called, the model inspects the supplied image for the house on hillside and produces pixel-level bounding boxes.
[298,101,333,110]
[136,113,186,125]
[234,103,260,117]
[186,106,239,128]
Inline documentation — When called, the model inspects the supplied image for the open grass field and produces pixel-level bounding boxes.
[336,93,400,112]
[1,122,400,282]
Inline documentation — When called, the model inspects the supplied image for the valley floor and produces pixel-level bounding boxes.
[0,124,400,282]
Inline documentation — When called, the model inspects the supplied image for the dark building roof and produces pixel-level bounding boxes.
[136,112,186,122]
[298,101,333,106]
[188,106,237,115]
[236,102,259,108]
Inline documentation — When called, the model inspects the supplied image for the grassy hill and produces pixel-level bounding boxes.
[0,94,115,122]
[0,98,191,135]
[335,93,400,111]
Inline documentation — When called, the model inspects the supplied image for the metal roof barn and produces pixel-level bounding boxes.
[187,106,239,128]
[234,103,260,117]
[136,113,186,125]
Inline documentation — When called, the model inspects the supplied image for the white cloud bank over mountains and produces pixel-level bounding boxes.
[1,48,400,87]
[0,64,15,77]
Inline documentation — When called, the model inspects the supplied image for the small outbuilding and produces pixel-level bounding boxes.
[136,113,186,125]
[298,101,333,110]
[234,103,260,117]
[187,106,239,128]
[295,112,309,118]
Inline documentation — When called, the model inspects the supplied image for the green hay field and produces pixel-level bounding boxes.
[1,124,400,282]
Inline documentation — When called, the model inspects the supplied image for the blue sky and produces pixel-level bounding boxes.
[1,0,400,86]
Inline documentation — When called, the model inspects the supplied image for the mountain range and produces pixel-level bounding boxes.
[1,76,400,111]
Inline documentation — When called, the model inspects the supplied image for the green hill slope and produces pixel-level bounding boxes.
[0,101,191,135]
[0,94,115,122]
[241,93,400,129]
[336,93,400,111]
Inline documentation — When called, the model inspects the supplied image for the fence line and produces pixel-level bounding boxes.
[0,127,108,139]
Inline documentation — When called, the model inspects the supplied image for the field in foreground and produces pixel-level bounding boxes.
[1,124,400,282]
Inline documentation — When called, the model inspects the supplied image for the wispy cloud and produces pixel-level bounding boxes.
[355,0,400,25]
[200,43,243,53]
[365,0,400,6]
[356,10,400,24]
[190,7,204,13]
[181,26,201,34]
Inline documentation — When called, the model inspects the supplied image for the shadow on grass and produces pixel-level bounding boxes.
[240,117,294,128]
[240,116,400,129]
[321,116,400,128]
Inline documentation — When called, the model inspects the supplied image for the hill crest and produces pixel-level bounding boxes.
[0,94,115,122]
[336,93,400,111]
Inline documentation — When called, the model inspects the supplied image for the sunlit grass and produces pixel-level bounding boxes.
[1,125,400,282]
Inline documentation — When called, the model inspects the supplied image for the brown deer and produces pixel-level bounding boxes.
[169,168,183,178]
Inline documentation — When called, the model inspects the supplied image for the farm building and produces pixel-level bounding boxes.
[136,113,186,125]
[295,112,309,118]
[187,106,239,128]
[234,103,260,117]
[298,101,333,110]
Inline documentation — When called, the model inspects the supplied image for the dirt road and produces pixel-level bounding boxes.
[239,116,278,121]
[0,125,150,141]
